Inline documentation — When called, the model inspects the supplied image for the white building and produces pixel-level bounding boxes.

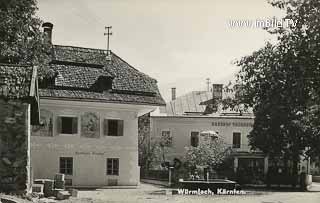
[150,87,268,176]
[30,23,165,187]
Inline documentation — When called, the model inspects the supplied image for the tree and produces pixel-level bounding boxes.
[0,0,50,74]
[232,0,320,174]
[184,135,232,171]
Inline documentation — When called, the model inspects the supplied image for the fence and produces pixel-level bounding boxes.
[140,169,169,181]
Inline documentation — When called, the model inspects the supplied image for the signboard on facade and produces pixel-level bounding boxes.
[212,121,253,127]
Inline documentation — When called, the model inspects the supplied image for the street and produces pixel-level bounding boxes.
[60,183,320,203]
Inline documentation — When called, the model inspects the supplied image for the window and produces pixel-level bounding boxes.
[106,158,119,175]
[103,119,123,136]
[233,132,241,148]
[60,157,73,175]
[161,130,172,147]
[57,116,78,134]
[190,131,199,147]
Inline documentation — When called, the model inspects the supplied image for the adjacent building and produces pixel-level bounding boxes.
[30,23,165,187]
[0,64,40,192]
[150,86,268,177]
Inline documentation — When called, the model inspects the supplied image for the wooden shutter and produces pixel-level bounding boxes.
[103,119,108,136]
[57,117,62,134]
[72,117,78,134]
[117,120,123,136]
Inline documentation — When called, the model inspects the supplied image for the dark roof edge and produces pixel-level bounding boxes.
[39,96,166,106]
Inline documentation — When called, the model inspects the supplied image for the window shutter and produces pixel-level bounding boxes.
[103,119,108,136]
[57,117,62,134]
[117,120,123,136]
[72,117,78,134]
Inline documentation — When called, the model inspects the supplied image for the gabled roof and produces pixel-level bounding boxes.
[40,45,165,106]
[0,64,40,124]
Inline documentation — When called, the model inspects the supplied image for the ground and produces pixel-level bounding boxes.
[57,183,320,203]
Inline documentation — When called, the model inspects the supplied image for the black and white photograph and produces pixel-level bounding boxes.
[0,0,320,202]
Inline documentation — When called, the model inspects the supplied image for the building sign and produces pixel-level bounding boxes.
[212,121,253,127]
[75,152,105,156]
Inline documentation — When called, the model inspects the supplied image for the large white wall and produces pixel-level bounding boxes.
[31,99,153,187]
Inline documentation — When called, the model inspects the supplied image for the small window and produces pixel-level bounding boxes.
[57,116,78,134]
[60,157,73,175]
[233,132,241,148]
[190,131,199,147]
[103,119,123,136]
[107,158,119,175]
[161,130,172,147]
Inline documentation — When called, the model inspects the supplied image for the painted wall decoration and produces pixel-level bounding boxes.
[32,109,53,137]
[81,112,100,138]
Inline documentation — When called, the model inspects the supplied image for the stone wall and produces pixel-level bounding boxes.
[0,99,30,192]
[138,113,151,168]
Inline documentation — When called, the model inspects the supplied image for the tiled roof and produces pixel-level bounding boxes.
[52,45,158,94]
[50,63,113,89]
[0,64,34,99]
[0,63,40,124]
[39,89,165,105]
[41,45,165,106]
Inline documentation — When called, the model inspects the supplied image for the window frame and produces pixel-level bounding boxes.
[190,131,200,147]
[106,158,119,176]
[103,119,124,137]
[232,132,241,149]
[59,157,73,176]
[57,115,79,136]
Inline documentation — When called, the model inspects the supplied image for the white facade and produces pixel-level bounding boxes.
[150,113,268,174]
[31,99,156,187]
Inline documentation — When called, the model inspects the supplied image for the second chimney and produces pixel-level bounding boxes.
[42,22,53,44]
[171,87,176,101]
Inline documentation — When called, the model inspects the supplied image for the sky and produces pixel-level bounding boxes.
[37,0,284,102]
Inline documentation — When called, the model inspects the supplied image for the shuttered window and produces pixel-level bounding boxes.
[57,116,78,134]
[103,119,124,136]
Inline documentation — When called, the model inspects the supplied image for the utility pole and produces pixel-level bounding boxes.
[104,26,112,55]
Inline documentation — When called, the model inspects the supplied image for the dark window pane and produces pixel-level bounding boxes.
[191,132,199,147]
[60,157,73,175]
[233,132,241,148]
[108,120,118,136]
[61,117,76,134]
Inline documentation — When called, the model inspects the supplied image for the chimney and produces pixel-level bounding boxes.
[42,22,53,44]
[171,87,176,101]
[212,84,223,100]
